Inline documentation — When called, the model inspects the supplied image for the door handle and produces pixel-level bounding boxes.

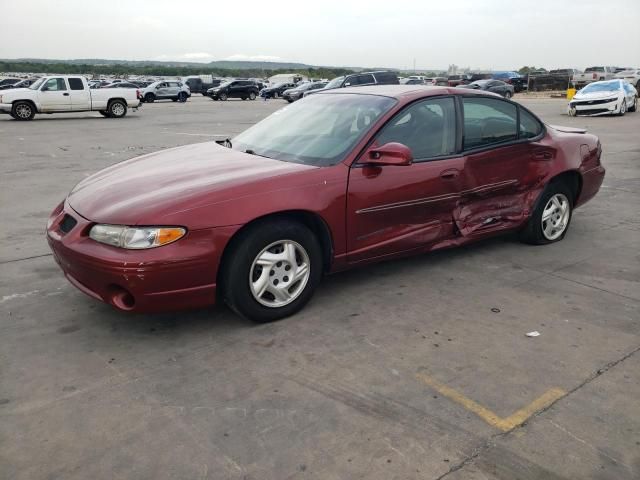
[63,93,70,96]
[440,168,460,180]
[532,150,552,160]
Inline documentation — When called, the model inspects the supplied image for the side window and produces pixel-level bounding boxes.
[463,97,517,150]
[43,78,66,91]
[343,75,356,86]
[376,97,456,160]
[357,74,375,85]
[519,108,543,139]
[68,78,84,90]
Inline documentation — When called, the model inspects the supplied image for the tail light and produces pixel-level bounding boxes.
[136,89,141,99]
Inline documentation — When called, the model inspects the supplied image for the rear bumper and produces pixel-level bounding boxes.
[46,201,239,313]
[576,165,606,208]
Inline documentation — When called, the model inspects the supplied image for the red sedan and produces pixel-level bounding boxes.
[47,86,605,322]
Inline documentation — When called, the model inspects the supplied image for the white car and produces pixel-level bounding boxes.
[0,76,141,121]
[614,69,640,90]
[568,79,638,117]
[140,81,190,103]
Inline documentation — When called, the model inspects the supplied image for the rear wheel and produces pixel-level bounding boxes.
[178,92,187,102]
[108,100,127,118]
[12,101,36,121]
[273,91,279,99]
[249,92,256,100]
[629,96,638,112]
[519,183,573,245]
[222,220,323,322]
[144,93,155,103]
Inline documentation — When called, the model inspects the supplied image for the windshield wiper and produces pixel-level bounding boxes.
[215,138,232,148]
[244,149,272,159]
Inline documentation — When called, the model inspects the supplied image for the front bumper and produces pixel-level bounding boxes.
[0,103,12,113]
[46,201,238,313]
[569,98,620,116]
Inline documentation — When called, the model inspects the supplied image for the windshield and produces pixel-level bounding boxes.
[232,93,396,166]
[29,78,46,90]
[325,76,344,89]
[581,80,620,93]
[218,81,233,88]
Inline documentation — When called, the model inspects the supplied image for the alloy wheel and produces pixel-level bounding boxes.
[15,104,32,119]
[541,193,570,241]
[111,103,125,117]
[249,240,311,308]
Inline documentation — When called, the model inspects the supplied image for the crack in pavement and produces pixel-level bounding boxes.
[434,344,640,480]
[0,253,52,265]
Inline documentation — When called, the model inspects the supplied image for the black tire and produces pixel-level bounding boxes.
[202,92,208,96]
[519,182,573,245]
[11,101,36,121]
[99,110,110,117]
[618,98,627,116]
[108,100,127,118]
[629,96,637,112]
[219,93,228,101]
[178,92,187,102]
[504,90,512,99]
[249,92,256,100]
[144,93,155,103]
[222,219,323,323]
[241,96,247,101]
[171,98,178,102]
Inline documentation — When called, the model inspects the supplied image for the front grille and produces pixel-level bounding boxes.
[576,108,609,115]
[572,98,615,106]
[59,214,77,234]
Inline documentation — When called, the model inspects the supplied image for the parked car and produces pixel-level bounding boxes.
[491,71,526,92]
[88,80,111,89]
[0,78,21,87]
[400,78,425,85]
[458,79,515,98]
[208,80,259,101]
[282,81,328,102]
[260,82,297,99]
[614,69,640,90]
[0,76,141,120]
[572,67,617,88]
[102,82,140,89]
[47,85,605,322]
[185,77,223,96]
[0,78,39,90]
[568,79,637,116]
[430,77,449,86]
[140,81,190,103]
[306,71,399,97]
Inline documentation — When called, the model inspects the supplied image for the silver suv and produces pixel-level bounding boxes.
[141,81,191,103]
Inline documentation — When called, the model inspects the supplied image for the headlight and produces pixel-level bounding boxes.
[89,225,186,249]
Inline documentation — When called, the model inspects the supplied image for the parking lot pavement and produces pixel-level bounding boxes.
[1,95,638,480]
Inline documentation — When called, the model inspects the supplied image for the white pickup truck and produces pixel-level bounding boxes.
[572,66,617,88]
[0,75,141,121]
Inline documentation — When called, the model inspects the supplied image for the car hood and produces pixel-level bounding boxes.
[573,90,620,101]
[67,142,315,226]
[0,87,31,96]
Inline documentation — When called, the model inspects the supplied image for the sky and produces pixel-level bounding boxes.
[1,0,638,71]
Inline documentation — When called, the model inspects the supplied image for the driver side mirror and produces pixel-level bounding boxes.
[41,85,49,92]
[363,142,413,166]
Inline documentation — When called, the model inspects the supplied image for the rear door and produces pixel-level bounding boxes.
[67,77,90,110]
[39,78,71,112]
[456,96,548,235]
[347,96,464,263]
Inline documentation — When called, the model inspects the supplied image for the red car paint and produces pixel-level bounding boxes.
[46,86,605,313]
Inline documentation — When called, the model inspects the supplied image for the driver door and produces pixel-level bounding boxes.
[346,97,465,263]
[39,78,71,112]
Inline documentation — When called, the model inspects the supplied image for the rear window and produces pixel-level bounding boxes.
[68,78,84,90]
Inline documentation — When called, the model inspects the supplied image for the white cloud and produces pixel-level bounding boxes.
[182,52,214,60]
[224,54,282,62]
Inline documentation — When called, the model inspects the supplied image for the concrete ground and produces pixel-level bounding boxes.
[0,94,638,480]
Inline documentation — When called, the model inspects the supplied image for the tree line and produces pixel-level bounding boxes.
[0,61,357,79]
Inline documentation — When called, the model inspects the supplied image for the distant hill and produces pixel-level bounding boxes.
[6,58,315,70]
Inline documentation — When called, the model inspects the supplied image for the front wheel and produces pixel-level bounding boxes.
[519,183,573,245]
[222,220,323,322]
[144,93,155,103]
[219,93,228,101]
[249,92,256,100]
[618,98,627,116]
[178,92,187,102]
[504,90,512,99]
[12,101,36,121]
[108,100,127,118]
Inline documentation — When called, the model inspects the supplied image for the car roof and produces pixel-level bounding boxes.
[316,84,498,99]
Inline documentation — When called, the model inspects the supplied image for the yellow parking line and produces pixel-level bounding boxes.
[416,373,565,432]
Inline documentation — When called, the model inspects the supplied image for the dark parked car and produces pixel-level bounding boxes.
[282,81,328,102]
[185,77,223,95]
[260,82,298,99]
[528,69,581,91]
[459,79,515,98]
[0,78,39,90]
[491,71,526,92]
[208,80,259,101]
[305,71,399,98]
[0,78,21,87]
[47,85,604,322]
